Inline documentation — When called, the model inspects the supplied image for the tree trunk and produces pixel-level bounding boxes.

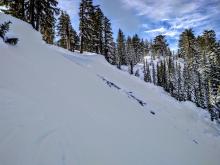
[80,35,84,53]
[30,0,35,29]
[21,0,25,19]
[130,61,133,75]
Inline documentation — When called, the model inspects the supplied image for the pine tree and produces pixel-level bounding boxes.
[197,30,219,118]
[179,29,197,102]
[6,0,26,20]
[209,43,220,120]
[144,62,151,83]
[116,29,126,69]
[109,42,117,65]
[143,40,149,74]
[152,35,168,57]
[0,21,18,45]
[0,21,11,40]
[27,0,59,31]
[132,34,141,64]
[176,63,184,101]
[178,28,195,60]
[157,62,162,86]
[198,72,206,108]
[79,0,94,53]
[152,62,156,85]
[126,36,135,74]
[139,39,145,63]
[103,16,115,64]
[163,61,167,89]
[167,56,175,95]
[57,11,78,51]
[41,9,56,44]
[183,63,191,101]
[92,6,104,54]
[191,42,202,106]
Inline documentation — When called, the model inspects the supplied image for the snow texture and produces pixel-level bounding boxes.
[0,13,220,165]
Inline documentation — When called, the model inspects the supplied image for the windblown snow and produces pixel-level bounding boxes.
[0,14,220,165]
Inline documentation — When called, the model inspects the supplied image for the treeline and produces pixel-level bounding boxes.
[1,0,219,121]
[178,29,220,120]
[142,30,220,121]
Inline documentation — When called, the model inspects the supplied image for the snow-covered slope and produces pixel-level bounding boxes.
[0,14,220,165]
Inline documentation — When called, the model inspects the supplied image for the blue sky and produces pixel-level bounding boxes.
[59,0,220,50]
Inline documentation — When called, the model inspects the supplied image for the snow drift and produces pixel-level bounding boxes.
[0,13,220,165]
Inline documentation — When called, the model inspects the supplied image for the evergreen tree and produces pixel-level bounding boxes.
[103,16,115,64]
[139,39,145,63]
[132,34,141,64]
[157,62,162,86]
[208,43,220,120]
[167,56,175,95]
[7,0,26,20]
[178,28,195,60]
[79,0,94,53]
[27,0,59,31]
[92,6,104,54]
[176,63,184,101]
[143,40,149,74]
[152,35,168,57]
[191,41,202,106]
[0,21,18,45]
[125,36,135,74]
[144,62,151,83]
[162,60,169,92]
[109,42,117,65]
[183,63,191,101]
[0,21,11,40]
[116,29,126,69]
[57,11,78,51]
[41,8,56,44]
[152,62,156,85]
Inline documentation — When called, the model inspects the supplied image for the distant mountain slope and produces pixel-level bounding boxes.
[0,13,220,165]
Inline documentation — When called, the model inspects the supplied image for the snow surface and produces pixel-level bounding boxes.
[0,13,220,165]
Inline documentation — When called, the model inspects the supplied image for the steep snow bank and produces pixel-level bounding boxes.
[0,13,220,165]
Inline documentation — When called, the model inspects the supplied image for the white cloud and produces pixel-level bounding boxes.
[163,31,178,37]
[145,27,166,33]
[120,0,220,26]
[170,14,211,30]
[140,0,219,41]
[144,27,178,38]
[121,0,202,20]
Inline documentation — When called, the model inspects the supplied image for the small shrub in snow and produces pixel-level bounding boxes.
[0,21,18,45]
[0,21,11,39]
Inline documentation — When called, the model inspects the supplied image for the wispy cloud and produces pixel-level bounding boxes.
[144,26,178,38]
[121,0,220,49]
[145,27,166,33]
[143,12,215,40]
[121,0,202,20]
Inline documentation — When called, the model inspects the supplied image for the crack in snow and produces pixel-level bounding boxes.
[98,75,147,107]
